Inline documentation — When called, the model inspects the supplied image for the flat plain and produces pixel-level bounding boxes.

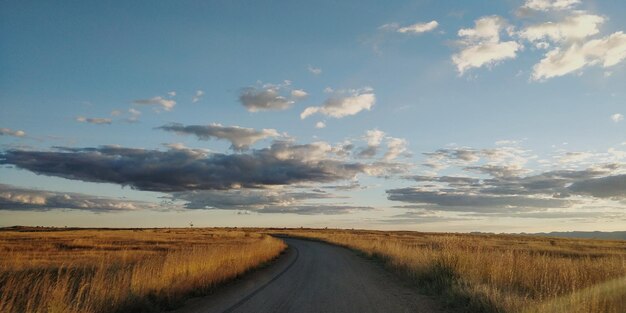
[0,227,285,313]
[274,229,626,313]
[1,227,625,313]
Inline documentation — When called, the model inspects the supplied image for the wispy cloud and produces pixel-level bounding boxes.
[301,88,375,119]
[133,96,176,111]
[307,65,322,75]
[157,123,285,150]
[76,116,112,125]
[192,90,204,103]
[0,128,26,138]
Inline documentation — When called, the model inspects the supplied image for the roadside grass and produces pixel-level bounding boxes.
[275,229,626,313]
[0,227,286,313]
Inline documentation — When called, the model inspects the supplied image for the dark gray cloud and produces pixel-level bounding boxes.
[386,187,572,212]
[0,144,366,192]
[0,184,156,212]
[569,174,626,198]
[157,123,283,150]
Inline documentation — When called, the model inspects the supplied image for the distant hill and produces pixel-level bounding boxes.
[528,231,626,241]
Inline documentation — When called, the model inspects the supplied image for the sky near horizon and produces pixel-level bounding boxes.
[1,0,625,232]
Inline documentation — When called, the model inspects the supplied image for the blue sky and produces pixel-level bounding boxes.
[1,0,625,232]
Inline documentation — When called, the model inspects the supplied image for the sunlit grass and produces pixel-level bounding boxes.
[0,228,286,313]
[276,229,626,313]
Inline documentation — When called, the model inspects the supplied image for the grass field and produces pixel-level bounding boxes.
[274,229,626,313]
[2,227,625,313]
[0,227,286,313]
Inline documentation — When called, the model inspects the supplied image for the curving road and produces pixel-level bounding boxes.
[174,237,446,313]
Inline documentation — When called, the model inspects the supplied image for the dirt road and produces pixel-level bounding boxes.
[174,237,446,313]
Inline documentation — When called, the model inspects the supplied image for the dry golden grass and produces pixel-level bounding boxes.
[0,227,286,313]
[274,229,626,313]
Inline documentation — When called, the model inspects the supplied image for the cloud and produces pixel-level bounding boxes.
[192,90,204,103]
[126,108,142,123]
[157,123,283,150]
[388,141,626,214]
[383,137,408,161]
[0,144,367,192]
[258,205,373,215]
[532,31,626,80]
[611,113,624,123]
[239,81,305,112]
[0,128,26,138]
[0,184,156,212]
[357,129,385,158]
[307,65,322,75]
[396,21,439,34]
[519,13,604,43]
[315,121,326,129]
[452,16,522,74]
[291,89,308,98]
[167,91,176,97]
[522,0,580,11]
[76,116,112,125]
[300,88,375,119]
[568,174,626,198]
[133,96,176,111]
[167,188,371,215]
[404,175,480,186]
[386,187,571,212]
[465,164,530,178]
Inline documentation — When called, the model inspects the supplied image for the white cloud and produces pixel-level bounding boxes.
[300,88,375,119]
[307,65,322,75]
[519,13,604,43]
[532,31,626,80]
[239,81,305,112]
[364,129,385,147]
[522,0,580,11]
[167,91,176,97]
[75,116,112,125]
[384,137,408,161]
[126,108,142,123]
[612,113,624,123]
[0,128,26,137]
[397,21,439,34]
[291,89,308,98]
[452,16,522,74]
[133,96,176,111]
[110,110,121,116]
[315,121,326,129]
[192,90,204,103]
[453,42,522,74]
